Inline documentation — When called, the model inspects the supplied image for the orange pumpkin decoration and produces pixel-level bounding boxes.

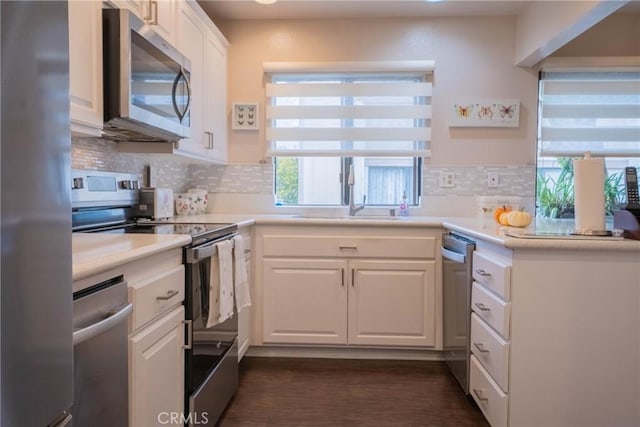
[493,205,512,224]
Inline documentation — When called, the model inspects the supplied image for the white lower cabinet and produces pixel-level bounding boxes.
[456,231,640,427]
[129,305,185,427]
[470,355,508,427]
[123,248,186,426]
[348,260,436,347]
[263,258,347,345]
[258,225,440,348]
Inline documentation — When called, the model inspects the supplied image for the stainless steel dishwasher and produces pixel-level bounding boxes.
[442,232,475,394]
[72,275,132,427]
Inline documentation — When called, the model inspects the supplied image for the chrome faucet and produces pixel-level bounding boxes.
[348,164,366,216]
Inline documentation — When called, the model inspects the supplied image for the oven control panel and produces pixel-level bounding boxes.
[71,169,140,209]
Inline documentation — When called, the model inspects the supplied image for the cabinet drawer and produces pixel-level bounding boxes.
[128,265,185,333]
[473,251,511,300]
[263,235,436,259]
[470,355,508,427]
[470,313,509,393]
[471,282,511,338]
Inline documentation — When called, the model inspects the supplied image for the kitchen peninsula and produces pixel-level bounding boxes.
[443,217,640,427]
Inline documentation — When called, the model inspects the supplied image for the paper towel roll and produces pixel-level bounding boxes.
[573,154,605,234]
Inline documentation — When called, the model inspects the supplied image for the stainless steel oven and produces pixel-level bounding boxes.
[184,233,239,427]
[442,232,475,394]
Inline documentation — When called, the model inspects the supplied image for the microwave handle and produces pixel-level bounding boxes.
[172,66,191,124]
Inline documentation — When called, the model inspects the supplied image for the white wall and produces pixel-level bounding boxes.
[219,16,539,167]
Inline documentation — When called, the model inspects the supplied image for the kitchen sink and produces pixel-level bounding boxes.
[293,214,399,221]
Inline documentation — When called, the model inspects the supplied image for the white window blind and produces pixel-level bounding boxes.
[264,62,433,157]
[539,70,640,157]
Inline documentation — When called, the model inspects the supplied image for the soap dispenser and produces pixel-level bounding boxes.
[399,191,409,216]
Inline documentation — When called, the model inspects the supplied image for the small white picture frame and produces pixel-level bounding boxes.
[232,103,259,131]
[448,99,520,128]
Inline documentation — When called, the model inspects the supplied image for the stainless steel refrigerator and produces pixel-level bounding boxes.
[1,2,73,426]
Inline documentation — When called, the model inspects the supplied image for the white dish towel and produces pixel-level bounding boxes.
[206,240,234,328]
[233,235,252,312]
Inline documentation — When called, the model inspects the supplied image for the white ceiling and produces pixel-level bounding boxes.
[196,0,536,21]
[197,0,640,22]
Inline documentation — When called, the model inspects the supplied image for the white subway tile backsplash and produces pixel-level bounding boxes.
[72,138,534,214]
[423,165,535,197]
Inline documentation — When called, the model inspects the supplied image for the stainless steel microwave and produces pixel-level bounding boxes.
[102,9,191,143]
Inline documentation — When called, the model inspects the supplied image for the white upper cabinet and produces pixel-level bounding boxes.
[142,0,177,44]
[69,0,103,137]
[202,30,228,163]
[175,1,229,164]
[110,0,176,43]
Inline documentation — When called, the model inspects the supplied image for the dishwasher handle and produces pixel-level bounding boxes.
[441,247,466,264]
[73,303,133,346]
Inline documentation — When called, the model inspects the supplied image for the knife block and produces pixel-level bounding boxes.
[613,208,640,240]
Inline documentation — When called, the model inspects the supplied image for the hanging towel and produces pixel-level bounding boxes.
[206,240,234,328]
[233,235,252,313]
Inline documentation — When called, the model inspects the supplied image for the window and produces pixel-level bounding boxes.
[537,69,640,218]
[266,62,432,206]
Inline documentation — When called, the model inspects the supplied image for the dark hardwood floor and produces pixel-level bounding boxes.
[218,357,489,427]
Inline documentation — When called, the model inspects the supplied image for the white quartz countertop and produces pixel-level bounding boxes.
[72,233,191,281]
[443,217,640,251]
[72,214,640,281]
[167,213,445,227]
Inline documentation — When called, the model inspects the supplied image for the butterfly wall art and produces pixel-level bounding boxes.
[448,99,520,127]
[232,103,260,130]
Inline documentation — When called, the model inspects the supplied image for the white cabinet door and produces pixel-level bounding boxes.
[262,259,347,345]
[202,30,228,163]
[68,0,103,136]
[175,2,206,159]
[141,0,176,44]
[348,260,436,347]
[129,305,185,427]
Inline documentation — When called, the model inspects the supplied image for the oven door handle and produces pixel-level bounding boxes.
[73,303,133,346]
[187,234,237,263]
[192,243,219,261]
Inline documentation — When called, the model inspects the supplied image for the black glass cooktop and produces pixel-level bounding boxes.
[82,222,238,245]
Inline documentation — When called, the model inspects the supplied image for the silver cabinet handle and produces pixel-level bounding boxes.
[183,319,193,349]
[476,269,492,277]
[73,303,133,346]
[473,388,488,402]
[144,0,153,22]
[156,289,179,301]
[149,0,158,25]
[351,269,355,287]
[339,246,358,251]
[341,268,345,287]
[474,302,491,312]
[203,131,214,149]
[474,342,490,353]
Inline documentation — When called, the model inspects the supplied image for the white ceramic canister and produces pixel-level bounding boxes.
[187,188,208,214]
[174,193,191,216]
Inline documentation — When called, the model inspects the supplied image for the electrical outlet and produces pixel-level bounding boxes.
[488,171,499,188]
[439,171,455,188]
